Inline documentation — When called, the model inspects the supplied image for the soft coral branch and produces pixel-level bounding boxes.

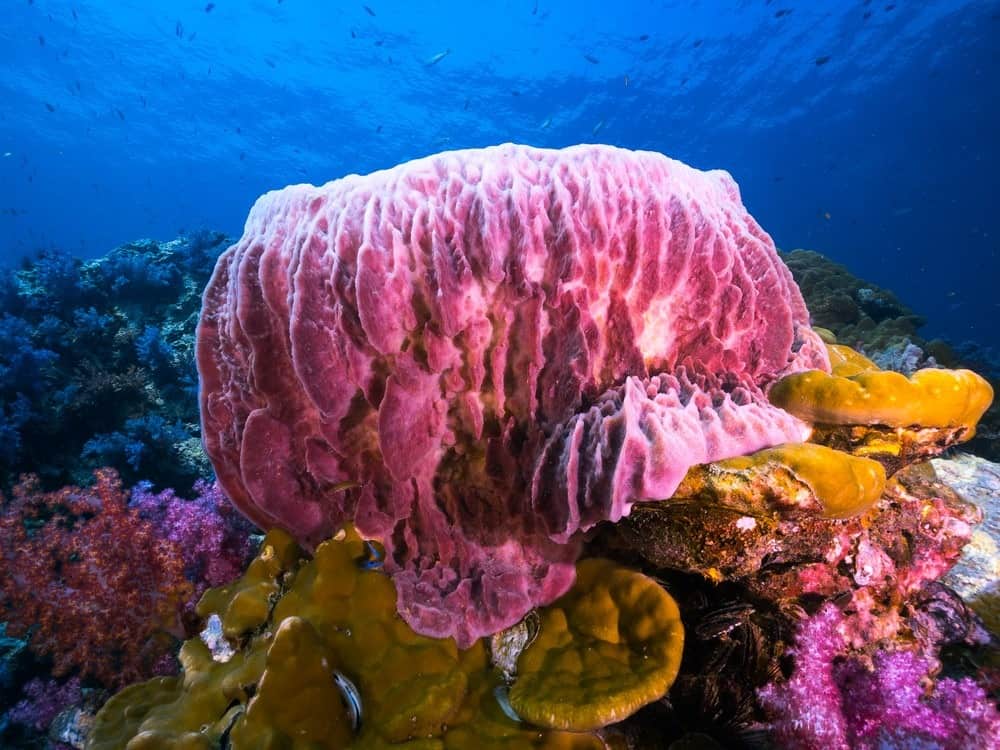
[0,468,193,687]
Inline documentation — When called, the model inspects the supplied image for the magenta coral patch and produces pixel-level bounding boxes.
[197,143,827,645]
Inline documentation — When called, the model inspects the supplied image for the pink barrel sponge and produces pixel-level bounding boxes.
[197,143,829,646]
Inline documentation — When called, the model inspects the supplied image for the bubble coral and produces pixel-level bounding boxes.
[196,142,828,646]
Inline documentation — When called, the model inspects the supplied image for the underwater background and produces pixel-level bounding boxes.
[2,2,1000,749]
[2,0,999,351]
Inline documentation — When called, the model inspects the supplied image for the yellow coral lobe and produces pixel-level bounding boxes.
[236,616,353,745]
[716,443,886,519]
[826,343,878,377]
[196,529,302,639]
[509,558,684,732]
[769,359,993,433]
[813,326,838,344]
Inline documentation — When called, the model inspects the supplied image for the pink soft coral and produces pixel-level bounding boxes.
[0,469,192,687]
[759,604,1000,750]
[197,143,828,645]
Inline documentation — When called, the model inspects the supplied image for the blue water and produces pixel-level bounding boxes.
[1,0,997,350]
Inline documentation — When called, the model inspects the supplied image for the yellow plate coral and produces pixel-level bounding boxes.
[509,558,684,732]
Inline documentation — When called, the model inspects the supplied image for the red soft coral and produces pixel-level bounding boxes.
[0,468,193,687]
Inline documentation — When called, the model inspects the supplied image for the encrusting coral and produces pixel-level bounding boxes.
[87,525,680,749]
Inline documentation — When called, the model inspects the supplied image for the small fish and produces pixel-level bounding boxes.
[463,97,470,110]
[72,7,77,21]
[583,53,599,64]
[376,124,382,132]
[74,80,81,91]
[38,34,45,46]
[2,152,11,157]
[885,3,896,10]
[623,74,629,87]
[639,34,649,41]
[188,31,197,41]
[239,151,246,160]
[592,119,604,135]
[363,4,375,16]
[264,57,276,68]
[115,108,125,120]
[44,102,56,112]
[175,20,183,37]
[356,539,385,570]
[374,39,383,46]
[863,11,871,19]
[351,29,356,38]
[532,0,538,16]
[774,8,792,17]
[205,2,215,12]
[511,89,520,96]
[815,55,831,66]
[540,117,551,129]
[140,95,147,107]
[892,206,913,216]
[425,49,450,66]
[823,212,831,220]
[332,671,362,731]
[692,38,703,48]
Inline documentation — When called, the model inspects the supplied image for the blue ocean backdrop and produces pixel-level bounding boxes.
[1,0,998,352]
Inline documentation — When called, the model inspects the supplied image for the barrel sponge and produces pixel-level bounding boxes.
[196,143,828,646]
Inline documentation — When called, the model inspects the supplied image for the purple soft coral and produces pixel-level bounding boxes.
[8,677,83,734]
[130,478,256,595]
[759,604,1000,750]
[197,143,828,645]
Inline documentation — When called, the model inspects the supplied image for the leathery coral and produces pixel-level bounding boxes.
[86,526,677,749]
[197,143,828,645]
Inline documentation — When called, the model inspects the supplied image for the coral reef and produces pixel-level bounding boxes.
[4,147,997,748]
[197,143,827,646]
[780,249,926,354]
[0,232,228,495]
